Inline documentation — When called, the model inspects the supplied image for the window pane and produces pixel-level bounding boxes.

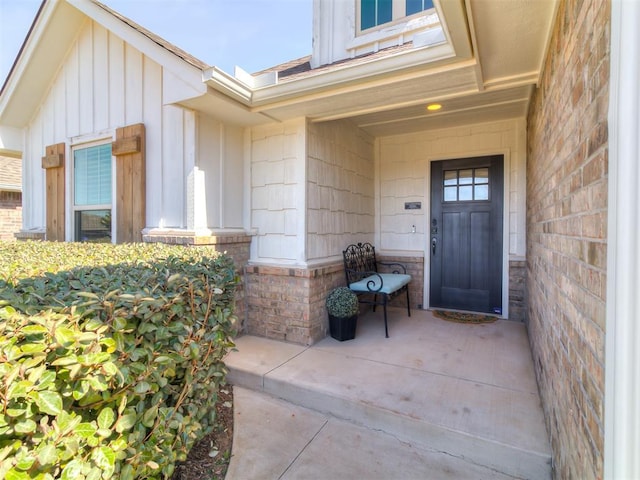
[361,0,376,29]
[378,0,392,24]
[459,185,473,201]
[74,144,112,206]
[75,210,111,242]
[444,170,457,186]
[444,186,457,201]
[475,168,489,184]
[474,184,489,200]
[406,0,422,15]
[406,0,434,15]
[459,169,473,185]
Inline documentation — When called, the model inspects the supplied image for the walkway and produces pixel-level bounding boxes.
[224,308,552,479]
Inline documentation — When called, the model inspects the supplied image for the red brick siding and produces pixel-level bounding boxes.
[526,0,609,478]
[0,191,22,241]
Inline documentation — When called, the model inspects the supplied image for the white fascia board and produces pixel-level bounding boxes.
[0,125,24,156]
[0,0,60,125]
[202,67,253,105]
[66,0,206,96]
[251,42,457,106]
[202,41,457,111]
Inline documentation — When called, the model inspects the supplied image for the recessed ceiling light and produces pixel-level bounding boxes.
[426,103,442,111]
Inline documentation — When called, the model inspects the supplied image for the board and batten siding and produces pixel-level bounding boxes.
[197,115,245,230]
[20,19,208,235]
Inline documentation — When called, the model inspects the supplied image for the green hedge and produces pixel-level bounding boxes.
[0,242,239,479]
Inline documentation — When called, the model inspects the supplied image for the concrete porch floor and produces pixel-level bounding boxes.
[224,307,552,479]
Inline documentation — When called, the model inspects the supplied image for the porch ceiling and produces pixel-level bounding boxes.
[247,0,559,137]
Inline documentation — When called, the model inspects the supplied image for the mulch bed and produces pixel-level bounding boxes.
[171,386,234,480]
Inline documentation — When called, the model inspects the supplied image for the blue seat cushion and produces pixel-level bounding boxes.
[349,273,411,295]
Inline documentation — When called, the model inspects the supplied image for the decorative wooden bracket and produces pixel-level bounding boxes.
[41,153,63,169]
[112,135,141,156]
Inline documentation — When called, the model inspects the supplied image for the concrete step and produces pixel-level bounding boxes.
[225,312,552,479]
[227,386,531,480]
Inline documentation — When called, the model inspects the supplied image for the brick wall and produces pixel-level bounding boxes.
[0,191,22,241]
[244,263,344,345]
[508,260,526,322]
[378,253,424,309]
[526,0,609,478]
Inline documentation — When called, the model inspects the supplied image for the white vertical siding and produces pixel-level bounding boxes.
[161,105,186,228]
[64,43,80,137]
[198,114,222,228]
[78,24,93,135]
[93,24,109,132]
[143,57,163,229]
[222,125,244,228]
[108,34,125,127]
[22,122,45,230]
[198,115,244,229]
[21,20,196,234]
[197,115,245,229]
[124,45,143,125]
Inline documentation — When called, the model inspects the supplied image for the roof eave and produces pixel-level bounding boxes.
[0,0,209,129]
[203,41,459,112]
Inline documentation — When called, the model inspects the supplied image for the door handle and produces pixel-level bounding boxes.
[432,237,437,256]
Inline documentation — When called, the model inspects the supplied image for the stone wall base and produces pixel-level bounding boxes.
[245,262,345,345]
[15,229,45,241]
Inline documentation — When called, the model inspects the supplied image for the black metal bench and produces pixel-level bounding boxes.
[343,242,411,337]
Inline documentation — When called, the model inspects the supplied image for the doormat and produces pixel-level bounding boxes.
[433,310,498,324]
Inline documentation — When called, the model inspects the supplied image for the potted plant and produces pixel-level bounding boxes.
[326,287,359,341]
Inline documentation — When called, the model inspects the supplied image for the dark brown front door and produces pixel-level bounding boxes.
[429,155,504,314]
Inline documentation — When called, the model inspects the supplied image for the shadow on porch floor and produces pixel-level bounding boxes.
[224,307,552,479]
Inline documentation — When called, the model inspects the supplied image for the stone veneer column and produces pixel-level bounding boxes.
[15,230,45,241]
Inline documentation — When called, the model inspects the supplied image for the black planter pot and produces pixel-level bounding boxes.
[328,313,357,341]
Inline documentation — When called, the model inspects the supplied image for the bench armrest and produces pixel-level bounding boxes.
[345,269,385,293]
[377,261,407,275]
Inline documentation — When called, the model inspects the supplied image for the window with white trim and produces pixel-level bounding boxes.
[72,142,113,242]
[360,0,435,31]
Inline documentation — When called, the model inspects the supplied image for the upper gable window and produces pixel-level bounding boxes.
[406,0,434,16]
[360,0,435,31]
